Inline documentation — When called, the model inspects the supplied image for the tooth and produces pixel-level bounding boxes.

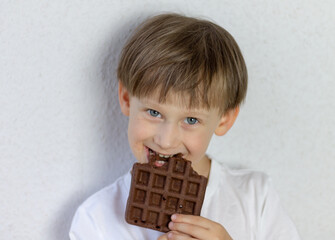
[164,155,169,158]
[159,154,164,157]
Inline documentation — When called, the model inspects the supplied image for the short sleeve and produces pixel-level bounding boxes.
[69,205,104,240]
[259,178,301,240]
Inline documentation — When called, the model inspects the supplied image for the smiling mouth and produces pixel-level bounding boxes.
[147,147,181,167]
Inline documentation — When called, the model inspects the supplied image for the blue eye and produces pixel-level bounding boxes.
[148,109,161,117]
[185,117,198,125]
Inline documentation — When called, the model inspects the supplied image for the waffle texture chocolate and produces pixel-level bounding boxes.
[125,154,208,232]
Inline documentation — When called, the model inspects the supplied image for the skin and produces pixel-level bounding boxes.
[118,82,238,239]
[158,214,233,240]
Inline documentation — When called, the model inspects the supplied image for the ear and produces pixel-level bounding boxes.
[118,81,130,116]
[214,107,240,136]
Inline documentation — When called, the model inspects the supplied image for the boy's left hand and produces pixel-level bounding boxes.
[157,214,233,240]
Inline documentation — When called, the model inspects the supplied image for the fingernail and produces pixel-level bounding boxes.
[171,214,177,220]
[168,232,173,238]
[168,221,174,229]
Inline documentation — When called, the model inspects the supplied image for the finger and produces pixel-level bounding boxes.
[170,217,232,240]
[171,214,212,229]
[169,221,209,239]
[157,233,168,240]
[166,230,198,240]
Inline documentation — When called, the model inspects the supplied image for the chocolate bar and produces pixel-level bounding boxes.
[125,153,208,232]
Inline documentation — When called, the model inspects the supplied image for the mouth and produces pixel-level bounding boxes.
[146,147,181,167]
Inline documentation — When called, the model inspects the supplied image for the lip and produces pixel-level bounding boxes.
[144,146,184,164]
[144,146,150,162]
[145,146,182,158]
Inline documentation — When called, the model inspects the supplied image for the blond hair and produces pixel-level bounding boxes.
[117,13,247,115]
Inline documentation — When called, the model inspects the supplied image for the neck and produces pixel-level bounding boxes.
[192,155,211,178]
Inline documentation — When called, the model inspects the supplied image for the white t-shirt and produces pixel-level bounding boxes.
[69,159,301,240]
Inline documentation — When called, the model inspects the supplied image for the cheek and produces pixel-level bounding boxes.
[186,130,213,155]
[128,117,153,146]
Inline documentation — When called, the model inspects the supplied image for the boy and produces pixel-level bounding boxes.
[69,13,301,239]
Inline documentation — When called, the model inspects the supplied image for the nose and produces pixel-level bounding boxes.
[153,122,180,150]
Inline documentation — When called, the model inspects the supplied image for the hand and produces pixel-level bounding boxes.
[157,214,232,240]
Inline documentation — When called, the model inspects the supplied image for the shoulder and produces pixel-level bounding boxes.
[211,159,271,197]
[205,159,272,219]
[69,172,131,239]
[80,171,130,211]
[208,160,301,239]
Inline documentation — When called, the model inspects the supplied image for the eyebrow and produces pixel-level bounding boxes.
[141,98,210,117]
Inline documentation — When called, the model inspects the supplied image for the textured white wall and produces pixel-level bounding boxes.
[0,1,334,239]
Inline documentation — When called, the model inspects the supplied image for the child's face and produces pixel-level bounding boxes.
[119,83,238,176]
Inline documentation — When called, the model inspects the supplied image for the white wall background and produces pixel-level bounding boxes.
[1,0,334,239]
